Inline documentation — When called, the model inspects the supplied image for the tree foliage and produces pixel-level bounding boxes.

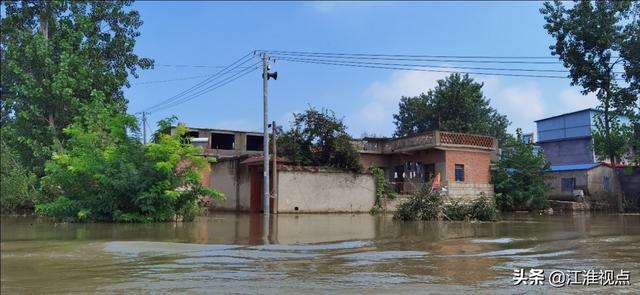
[277,107,362,172]
[368,166,397,214]
[393,73,511,146]
[37,107,222,222]
[493,129,551,211]
[0,139,40,213]
[0,1,153,174]
[541,0,640,163]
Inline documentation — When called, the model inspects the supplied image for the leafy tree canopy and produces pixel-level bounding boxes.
[392,73,511,146]
[277,106,362,172]
[541,0,640,163]
[493,129,551,211]
[37,105,222,222]
[1,0,153,174]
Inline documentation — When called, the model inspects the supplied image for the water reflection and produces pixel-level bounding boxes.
[1,213,640,293]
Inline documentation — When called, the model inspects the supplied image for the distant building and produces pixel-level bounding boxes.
[534,108,632,210]
[351,130,498,202]
[535,108,633,165]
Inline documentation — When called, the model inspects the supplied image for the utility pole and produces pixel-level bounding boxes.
[272,120,278,213]
[142,112,148,144]
[262,53,270,217]
[261,53,278,243]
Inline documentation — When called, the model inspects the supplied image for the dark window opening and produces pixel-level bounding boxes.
[186,131,199,138]
[561,178,576,192]
[423,163,435,182]
[246,135,264,151]
[211,133,235,150]
[455,164,464,182]
[603,177,611,192]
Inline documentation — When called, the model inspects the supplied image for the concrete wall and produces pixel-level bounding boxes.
[208,158,251,211]
[587,166,622,207]
[546,166,621,208]
[277,170,376,213]
[538,137,595,165]
[617,167,640,205]
[547,170,589,201]
[445,183,494,202]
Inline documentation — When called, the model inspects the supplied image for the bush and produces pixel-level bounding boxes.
[394,185,443,221]
[369,166,397,214]
[1,140,41,213]
[277,106,362,172]
[36,109,223,223]
[394,185,498,222]
[493,129,550,211]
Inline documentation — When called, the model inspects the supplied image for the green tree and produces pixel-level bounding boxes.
[493,129,551,211]
[541,0,640,164]
[0,139,40,213]
[37,105,222,222]
[1,1,153,174]
[277,107,361,172]
[393,73,511,146]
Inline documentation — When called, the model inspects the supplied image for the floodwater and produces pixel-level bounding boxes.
[1,213,639,294]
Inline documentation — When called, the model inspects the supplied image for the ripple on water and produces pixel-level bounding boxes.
[249,240,371,251]
[103,241,239,256]
[471,238,518,244]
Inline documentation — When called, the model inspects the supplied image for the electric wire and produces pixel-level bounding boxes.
[142,52,257,113]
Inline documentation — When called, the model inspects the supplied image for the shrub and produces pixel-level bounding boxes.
[369,166,397,214]
[493,129,550,211]
[0,140,41,213]
[36,109,223,222]
[395,185,498,222]
[394,185,443,221]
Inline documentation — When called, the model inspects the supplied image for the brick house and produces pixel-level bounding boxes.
[351,130,498,201]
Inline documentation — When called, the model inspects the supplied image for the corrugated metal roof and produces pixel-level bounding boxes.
[549,163,601,172]
[534,108,598,122]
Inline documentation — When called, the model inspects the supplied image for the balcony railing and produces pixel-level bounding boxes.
[352,131,496,154]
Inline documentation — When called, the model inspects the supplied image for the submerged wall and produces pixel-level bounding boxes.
[277,170,376,213]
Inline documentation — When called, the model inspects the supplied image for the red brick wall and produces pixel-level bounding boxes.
[359,154,389,169]
[444,150,492,184]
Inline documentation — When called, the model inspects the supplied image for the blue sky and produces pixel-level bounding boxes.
[124,1,599,139]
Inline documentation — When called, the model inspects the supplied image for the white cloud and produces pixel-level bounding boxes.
[347,71,449,136]
[488,82,545,133]
[348,71,550,137]
[559,88,598,110]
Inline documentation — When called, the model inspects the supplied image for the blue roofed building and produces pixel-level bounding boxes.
[535,108,599,166]
[533,108,631,211]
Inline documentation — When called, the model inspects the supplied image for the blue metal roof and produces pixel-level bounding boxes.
[549,163,601,172]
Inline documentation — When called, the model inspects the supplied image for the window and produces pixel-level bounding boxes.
[211,132,235,150]
[455,164,464,182]
[561,178,576,192]
[246,135,263,151]
[603,177,611,192]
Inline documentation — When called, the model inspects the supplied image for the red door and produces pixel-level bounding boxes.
[249,166,274,213]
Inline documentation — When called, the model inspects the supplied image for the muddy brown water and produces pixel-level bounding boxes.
[1,213,639,294]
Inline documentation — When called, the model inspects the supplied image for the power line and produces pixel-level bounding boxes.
[155,64,256,69]
[274,57,571,79]
[142,52,257,113]
[270,55,574,73]
[149,63,261,113]
[131,68,260,86]
[258,49,567,59]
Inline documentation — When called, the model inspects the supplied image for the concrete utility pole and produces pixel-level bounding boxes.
[262,53,271,217]
[272,120,278,213]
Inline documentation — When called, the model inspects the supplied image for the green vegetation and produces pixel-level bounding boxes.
[493,129,551,211]
[541,0,640,164]
[277,106,362,172]
[0,141,41,213]
[393,185,498,221]
[36,112,223,222]
[393,73,511,146]
[368,166,397,214]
